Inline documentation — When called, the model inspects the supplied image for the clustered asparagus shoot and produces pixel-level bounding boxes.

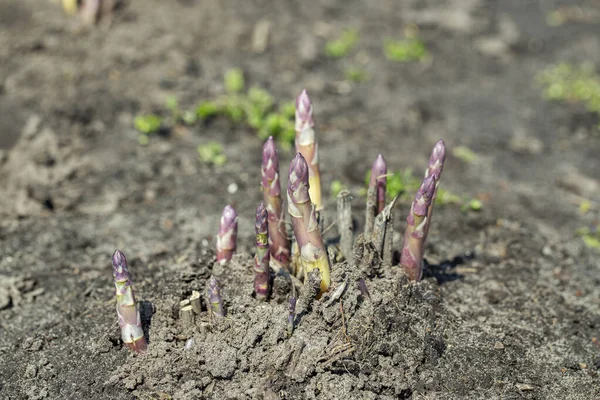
[399,140,446,281]
[112,250,147,353]
[295,90,323,212]
[207,275,225,317]
[261,136,291,272]
[216,205,238,264]
[254,203,271,300]
[287,153,331,295]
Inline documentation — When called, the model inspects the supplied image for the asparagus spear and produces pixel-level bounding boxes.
[216,205,238,264]
[370,154,387,214]
[254,202,271,300]
[400,175,436,281]
[112,250,147,353]
[295,90,323,211]
[365,154,387,238]
[207,275,225,317]
[261,137,291,271]
[423,140,447,241]
[287,153,331,295]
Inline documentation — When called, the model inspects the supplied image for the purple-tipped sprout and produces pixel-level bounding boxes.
[369,154,387,215]
[423,140,447,241]
[207,276,225,317]
[400,175,436,281]
[287,153,331,295]
[261,137,291,271]
[254,203,271,300]
[112,250,147,353]
[295,90,323,211]
[216,205,238,264]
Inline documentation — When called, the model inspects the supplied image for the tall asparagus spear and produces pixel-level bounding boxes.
[400,175,436,281]
[422,140,447,241]
[112,250,147,353]
[216,205,238,264]
[295,90,323,212]
[287,153,331,295]
[254,202,271,300]
[261,137,291,271]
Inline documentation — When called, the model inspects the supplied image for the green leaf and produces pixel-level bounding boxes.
[196,101,221,120]
[325,30,359,58]
[134,114,162,134]
[384,38,428,62]
[165,95,178,111]
[224,68,245,94]
[330,180,345,198]
[197,141,227,165]
[452,146,479,164]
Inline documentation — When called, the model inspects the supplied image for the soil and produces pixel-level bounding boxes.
[1,0,600,399]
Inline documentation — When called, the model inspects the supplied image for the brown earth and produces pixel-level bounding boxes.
[1,0,600,399]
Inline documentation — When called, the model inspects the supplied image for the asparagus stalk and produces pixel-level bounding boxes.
[423,140,447,241]
[254,202,271,300]
[112,250,147,353]
[207,275,225,317]
[287,153,331,295]
[400,175,436,281]
[216,205,238,264]
[365,154,387,238]
[295,90,323,211]
[370,154,387,214]
[261,136,291,271]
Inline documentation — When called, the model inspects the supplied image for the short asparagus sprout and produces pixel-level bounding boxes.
[295,90,323,211]
[400,175,436,281]
[112,250,147,353]
[254,203,271,300]
[365,154,387,238]
[216,205,238,264]
[261,137,291,271]
[370,154,388,214]
[287,153,331,295]
[207,276,225,317]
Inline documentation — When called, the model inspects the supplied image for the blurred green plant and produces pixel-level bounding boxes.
[133,68,297,147]
[452,146,479,164]
[344,66,369,83]
[198,142,227,166]
[384,38,428,62]
[134,114,162,135]
[330,180,347,199]
[537,62,600,129]
[224,68,245,94]
[576,226,600,249]
[325,30,359,58]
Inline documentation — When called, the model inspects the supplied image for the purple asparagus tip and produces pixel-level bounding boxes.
[219,205,238,236]
[295,89,314,131]
[288,153,311,204]
[112,250,129,280]
[369,154,387,214]
[426,140,447,181]
[261,136,280,195]
[208,275,225,317]
[411,175,436,217]
[217,205,238,264]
